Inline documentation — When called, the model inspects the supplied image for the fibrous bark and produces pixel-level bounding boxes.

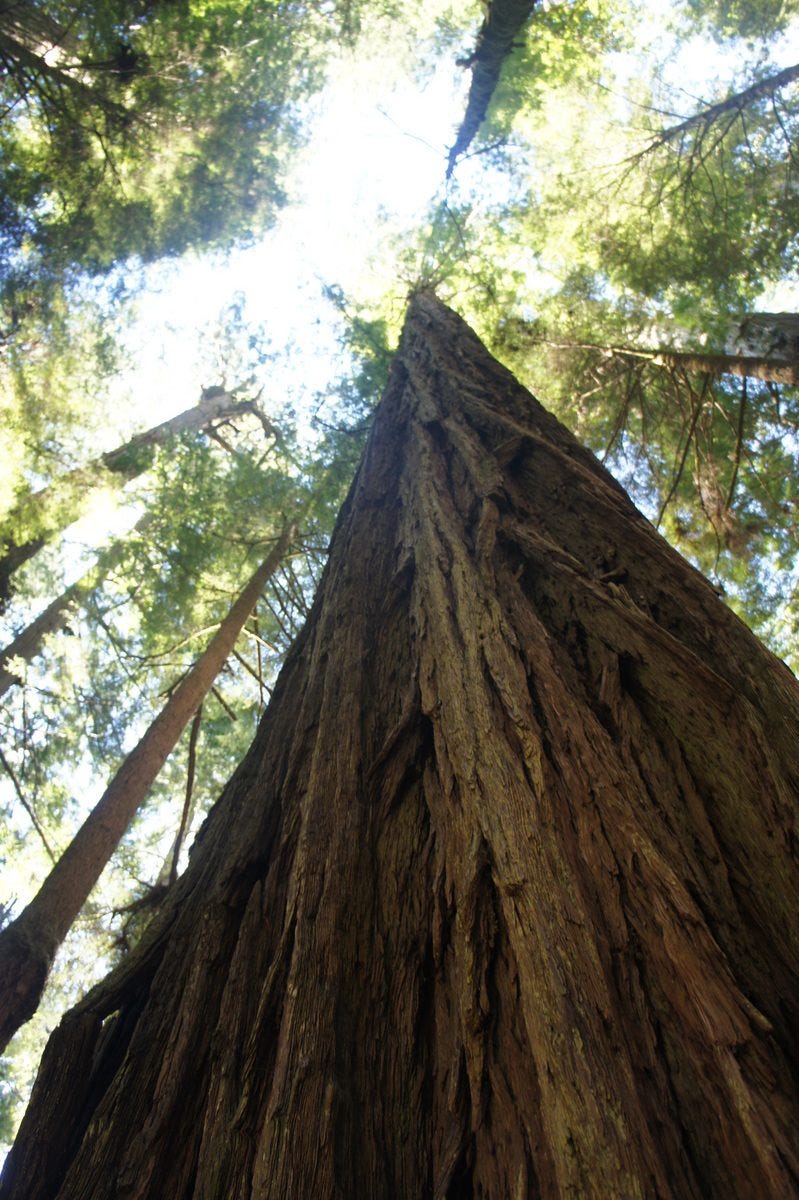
[0,524,294,1052]
[3,295,799,1198]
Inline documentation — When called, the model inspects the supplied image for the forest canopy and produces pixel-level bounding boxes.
[0,0,797,1158]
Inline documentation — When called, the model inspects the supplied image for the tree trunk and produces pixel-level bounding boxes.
[0,390,258,611]
[0,523,295,1052]
[733,311,799,360]
[0,581,83,697]
[641,62,799,154]
[3,294,799,1198]
[516,332,799,385]
[0,514,152,698]
[447,0,538,177]
[0,3,80,60]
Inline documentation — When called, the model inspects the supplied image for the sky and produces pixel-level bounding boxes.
[106,41,474,440]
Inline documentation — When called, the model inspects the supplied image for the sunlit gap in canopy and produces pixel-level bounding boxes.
[29,45,473,603]
[106,54,473,442]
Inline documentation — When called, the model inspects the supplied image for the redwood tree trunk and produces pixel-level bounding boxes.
[3,295,799,1199]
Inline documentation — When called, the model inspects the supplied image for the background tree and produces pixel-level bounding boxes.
[0,387,266,608]
[381,0,799,656]
[0,519,296,1052]
[0,0,324,282]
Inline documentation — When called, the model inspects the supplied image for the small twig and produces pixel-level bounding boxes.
[230,646,263,686]
[253,609,265,713]
[0,746,56,862]
[655,373,710,528]
[211,685,237,721]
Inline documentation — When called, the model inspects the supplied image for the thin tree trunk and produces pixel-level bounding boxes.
[529,334,799,384]
[641,62,799,154]
[447,0,538,177]
[0,522,295,1052]
[734,311,799,359]
[0,513,151,698]
[0,32,126,111]
[2,296,799,1198]
[0,3,80,60]
[0,390,258,610]
[0,581,83,697]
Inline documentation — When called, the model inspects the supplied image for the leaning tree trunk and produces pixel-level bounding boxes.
[0,513,155,698]
[0,523,295,1053]
[0,389,258,610]
[517,332,799,385]
[641,62,799,153]
[3,295,799,1199]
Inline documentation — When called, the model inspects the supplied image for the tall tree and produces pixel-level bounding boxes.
[504,329,799,385]
[0,388,260,608]
[3,295,798,1198]
[0,511,157,698]
[492,307,799,648]
[446,0,538,177]
[0,520,295,1052]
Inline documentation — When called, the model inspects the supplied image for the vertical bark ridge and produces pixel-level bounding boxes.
[2,294,799,1199]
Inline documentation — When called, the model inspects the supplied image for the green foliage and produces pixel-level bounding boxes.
[477,0,630,148]
[0,279,129,520]
[0,0,330,286]
[679,0,799,39]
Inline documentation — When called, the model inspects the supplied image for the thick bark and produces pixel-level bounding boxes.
[0,390,257,611]
[0,524,294,1052]
[3,295,799,1198]
[447,0,537,177]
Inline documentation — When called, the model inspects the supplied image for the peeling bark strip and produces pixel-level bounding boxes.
[0,524,295,1053]
[3,296,799,1198]
[447,0,537,177]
